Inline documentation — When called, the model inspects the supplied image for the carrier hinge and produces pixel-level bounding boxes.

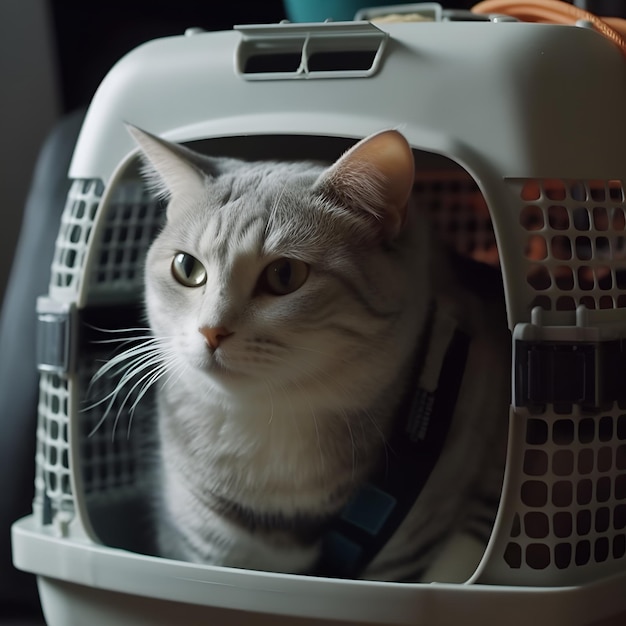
[36,297,76,375]
[514,307,626,410]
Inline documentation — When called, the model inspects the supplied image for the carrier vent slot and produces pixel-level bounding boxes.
[236,22,387,80]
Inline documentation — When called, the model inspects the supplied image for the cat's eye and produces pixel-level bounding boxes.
[171,252,207,287]
[261,258,309,295]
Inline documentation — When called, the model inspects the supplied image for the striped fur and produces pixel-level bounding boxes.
[124,127,510,582]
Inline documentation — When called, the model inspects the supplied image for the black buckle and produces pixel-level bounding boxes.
[515,339,626,410]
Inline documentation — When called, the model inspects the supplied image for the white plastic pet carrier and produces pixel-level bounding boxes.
[11,3,626,624]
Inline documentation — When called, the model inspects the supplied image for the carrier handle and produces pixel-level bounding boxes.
[472,0,626,56]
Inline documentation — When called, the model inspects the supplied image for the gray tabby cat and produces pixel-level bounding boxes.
[122,125,510,582]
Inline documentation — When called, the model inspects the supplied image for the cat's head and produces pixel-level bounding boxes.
[130,126,427,402]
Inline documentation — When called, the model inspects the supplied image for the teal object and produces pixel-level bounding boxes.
[283,0,414,22]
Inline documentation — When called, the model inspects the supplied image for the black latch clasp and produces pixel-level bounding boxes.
[515,339,626,410]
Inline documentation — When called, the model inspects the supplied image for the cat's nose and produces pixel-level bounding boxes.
[199,326,233,350]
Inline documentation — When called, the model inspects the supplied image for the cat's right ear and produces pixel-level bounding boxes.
[126,124,207,206]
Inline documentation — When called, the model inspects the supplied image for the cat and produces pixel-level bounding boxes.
[109,125,510,583]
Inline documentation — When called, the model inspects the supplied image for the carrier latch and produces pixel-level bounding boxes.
[36,297,76,375]
[514,306,626,410]
[516,339,626,409]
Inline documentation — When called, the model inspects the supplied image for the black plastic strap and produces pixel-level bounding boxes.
[315,323,470,579]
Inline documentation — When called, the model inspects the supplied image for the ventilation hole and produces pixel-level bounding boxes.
[594,537,610,563]
[578,266,595,290]
[243,52,301,74]
[527,266,551,290]
[590,182,606,202]
[619,416,626,440]
[525,235,548,260]
[69,225,82,244]
[616,271,626,290]
[598,447,613,472]
[597,267,613,290]
[521,181,541,201]
[573,207,591,230]
[599,295,614,309]
[556,296,576,311]
[613,535,625,559]
[520,205,544,230]
[593,206,609,230]
[575,237,593,261]
[511,513,521,538]
[553,419,574,444]
[554,512,573,538]
[521,480,548,507]
[577,510,592,536]
[577,479,593,505]
[609,180,624,201]
[504,542,522,568]
[554,266,574,290]
[553,481,573,507]
[526,543,550,569]
[527,419,548,445]
[308,50,378,72]
[575,540,591,566]
[524,450,548,476]
[617,295,626,308]
[553,450,574,476]
[548,205,569,230]
[524,512,549,539]
[555,543,572,569]
[595,237,611,259]
[595,507,610,533]
[615,505,626,530]
[578,418,595,444]
[570,181,587,201]
[545,180,566,201]
[598,416,613,441]
[617,445,626,471]
[598,476,613,502]
[613,207,626,229]
[551,236,572,260]
[616,475,626,500]
[580,296,596,309]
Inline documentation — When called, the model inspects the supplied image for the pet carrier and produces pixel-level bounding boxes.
[11,3,626,624]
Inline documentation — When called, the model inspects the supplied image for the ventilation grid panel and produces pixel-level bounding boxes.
[415,169,498,266]
[513,178,626,312]
[85,181,163,304]
[486,404,626,586]
[34,372,73,525]
[49,179,103,301]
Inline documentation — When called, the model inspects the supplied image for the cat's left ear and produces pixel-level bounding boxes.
[315,130,415,239]
[126,124,207,205]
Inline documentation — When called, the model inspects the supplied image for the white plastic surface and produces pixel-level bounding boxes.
[12,516,626,626]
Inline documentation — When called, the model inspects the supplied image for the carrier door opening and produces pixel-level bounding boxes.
[77,134,509,585]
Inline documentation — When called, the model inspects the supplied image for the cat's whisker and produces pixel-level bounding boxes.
[263,380,275,426]
[90,339,171,383]
[85,336,179,438]
[111,358,171,441]
[126,363,172,439]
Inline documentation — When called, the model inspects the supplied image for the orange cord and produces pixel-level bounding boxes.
[471,0,626,57]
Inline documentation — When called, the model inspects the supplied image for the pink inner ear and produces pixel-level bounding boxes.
[323,130,416,239]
